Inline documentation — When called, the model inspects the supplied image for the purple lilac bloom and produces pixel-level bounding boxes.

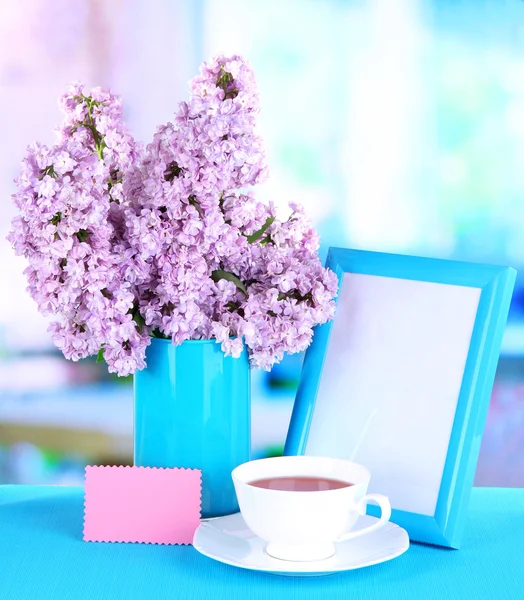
[127,55,337,369]
[8,84,149,376]
[8,56,338,374]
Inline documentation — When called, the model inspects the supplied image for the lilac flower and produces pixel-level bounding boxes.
[8,55,338,374]
[8,83,148,376]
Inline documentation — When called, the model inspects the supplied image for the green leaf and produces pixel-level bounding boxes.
[226,300,245,317]
[188,195,203,216]
[216,68,238,100]
[133,311,145,330]
[96,347,104,363]
[211,269,248,296]
[76,229,89,243]
[164,161,183,182]
[277,289,315,306]
[246,216,275,244]
[151,328,169,339]
[50,211,62,226]
[39,165,58,180]
[217,68,234,91]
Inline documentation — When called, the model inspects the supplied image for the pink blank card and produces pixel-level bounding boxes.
[83,465,201,545]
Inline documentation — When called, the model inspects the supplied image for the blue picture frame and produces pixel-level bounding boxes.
[284,247,516,548]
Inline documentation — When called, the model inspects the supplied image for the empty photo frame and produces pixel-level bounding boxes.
[285,248,516,548]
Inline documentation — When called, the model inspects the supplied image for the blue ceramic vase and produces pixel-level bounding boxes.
[134,338,251,518]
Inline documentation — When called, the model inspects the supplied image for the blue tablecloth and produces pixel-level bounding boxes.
[0,485,523,599]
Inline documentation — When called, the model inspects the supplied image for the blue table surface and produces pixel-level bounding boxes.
[0,486,523,600]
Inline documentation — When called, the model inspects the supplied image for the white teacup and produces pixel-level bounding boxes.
[232,455,391,562]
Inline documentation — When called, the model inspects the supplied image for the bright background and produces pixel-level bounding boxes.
[1,0,523,486]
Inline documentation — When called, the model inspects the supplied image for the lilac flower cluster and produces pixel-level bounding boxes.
[9,55,338,374]
[8,84,149,376]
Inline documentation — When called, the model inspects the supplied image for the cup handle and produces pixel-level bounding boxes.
[336,493,392,542]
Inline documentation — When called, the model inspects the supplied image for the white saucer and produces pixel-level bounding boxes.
[193,512,410,577]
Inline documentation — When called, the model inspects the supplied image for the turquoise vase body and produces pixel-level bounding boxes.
[134,338,251,518]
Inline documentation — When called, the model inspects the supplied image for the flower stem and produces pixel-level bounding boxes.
[73,94,107,160]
